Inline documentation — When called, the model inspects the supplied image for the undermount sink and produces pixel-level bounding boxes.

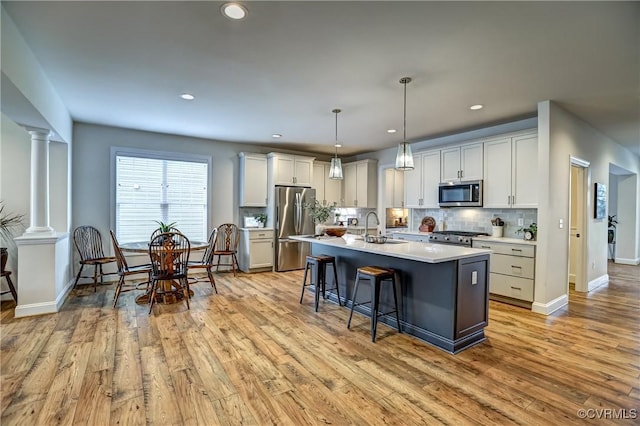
[353,236,408,244]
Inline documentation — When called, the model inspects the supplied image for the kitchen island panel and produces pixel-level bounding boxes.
[309,242,490,353]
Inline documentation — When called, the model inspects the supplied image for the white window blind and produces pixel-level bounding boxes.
[115,154,208,243]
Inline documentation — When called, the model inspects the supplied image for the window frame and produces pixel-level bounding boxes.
[110,146,213,243]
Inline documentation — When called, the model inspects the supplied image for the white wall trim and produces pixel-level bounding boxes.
[532,294,568,315]
[587,274,609,291]
[614,257,640,265]
[14,277,73,318]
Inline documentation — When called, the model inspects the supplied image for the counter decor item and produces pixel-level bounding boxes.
[490,217,504,237]
[517,223,537,241]
[255,213,267,228]
[325,227,347,237]
[305,199,336,235]
[418,216,436,233]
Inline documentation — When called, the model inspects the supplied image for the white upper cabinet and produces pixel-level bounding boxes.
[239,153,268,207]
[483,131,538,208]
[384,169,404,208]
[267,153,314,186]
[441,142,483,182]
[312,161,342,206]
[342,159,377,208]
[404,150,441,208]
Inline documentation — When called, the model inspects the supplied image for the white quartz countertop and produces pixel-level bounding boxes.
[473,235,537,246]
[291,234,492,264]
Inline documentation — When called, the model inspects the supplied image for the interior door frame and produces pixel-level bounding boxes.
[568,156,590,293]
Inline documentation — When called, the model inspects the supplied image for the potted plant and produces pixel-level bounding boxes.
[1,201,25,273]
[516,222,537,241]
[608,215,617,244]
[154,220,176,233]
[255,213,267,228]
[304,200,336,235]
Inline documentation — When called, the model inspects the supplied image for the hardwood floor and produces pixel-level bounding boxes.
[1,262,638,425]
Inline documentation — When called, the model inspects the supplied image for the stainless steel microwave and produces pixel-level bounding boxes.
[438,180,483,207]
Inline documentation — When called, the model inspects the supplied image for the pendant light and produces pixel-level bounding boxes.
[395,77,415,171]
[329,108,344,180]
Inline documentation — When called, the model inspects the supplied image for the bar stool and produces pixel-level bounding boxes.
[1,269,18,303]
[347,266,401,342]
[299,255,342,312]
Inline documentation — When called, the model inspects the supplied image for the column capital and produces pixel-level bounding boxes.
[23,126,51,138]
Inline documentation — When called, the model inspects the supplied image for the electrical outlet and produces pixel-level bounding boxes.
[517,218,524,226]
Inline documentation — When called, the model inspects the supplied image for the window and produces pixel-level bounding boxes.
[113,148,210,243]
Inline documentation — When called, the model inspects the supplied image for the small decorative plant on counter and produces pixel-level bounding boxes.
[304,200,336,235]
[516,222,537,241]
[255,213,267,228]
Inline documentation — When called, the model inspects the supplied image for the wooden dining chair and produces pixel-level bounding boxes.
[109,230,152,308]
[148,232,191,314]
[150,227,180,242]
[187,228,218,293]
[72,226,117,292]
[212,223,240,277]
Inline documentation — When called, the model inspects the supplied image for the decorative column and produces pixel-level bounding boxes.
[25,127,54,234]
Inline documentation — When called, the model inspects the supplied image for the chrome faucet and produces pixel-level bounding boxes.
[364,211,380,238]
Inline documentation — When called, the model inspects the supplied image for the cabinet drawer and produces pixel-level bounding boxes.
[473,241,534,257]
[247,230,274,240]
[490,273,534,301]
[491,254,535,279]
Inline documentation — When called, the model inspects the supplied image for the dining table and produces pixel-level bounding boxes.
[119,240,208,305]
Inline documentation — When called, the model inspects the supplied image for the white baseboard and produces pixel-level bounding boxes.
[588,274,609,291]
[532,294,568,315]
[14,278,74,318]
[14,301,59,318]
[614,257,640,265]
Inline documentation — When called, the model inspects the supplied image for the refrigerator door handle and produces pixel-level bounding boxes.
[294,193,302,234]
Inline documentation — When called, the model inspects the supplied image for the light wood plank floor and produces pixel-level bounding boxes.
[1,262,638,425]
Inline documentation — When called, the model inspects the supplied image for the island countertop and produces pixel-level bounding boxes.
[291,234,492,263]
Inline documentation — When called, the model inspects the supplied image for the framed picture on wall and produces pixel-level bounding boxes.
[594,182,606,219]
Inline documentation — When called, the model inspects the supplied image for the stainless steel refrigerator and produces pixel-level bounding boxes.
[274,186,315,271]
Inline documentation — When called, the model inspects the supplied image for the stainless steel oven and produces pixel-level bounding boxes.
[438,180,483,207]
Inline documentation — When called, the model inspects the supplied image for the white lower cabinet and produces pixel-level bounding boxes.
[472,239,535,304]
[239,229,274,272]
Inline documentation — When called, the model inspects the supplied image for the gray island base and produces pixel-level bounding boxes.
[291,235,492,354]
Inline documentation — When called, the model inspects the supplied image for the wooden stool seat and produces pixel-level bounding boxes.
[347,266,401,342]
[300,255,342,312]
[1,270,18,303]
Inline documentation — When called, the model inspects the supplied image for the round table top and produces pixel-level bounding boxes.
[119,240,208,253]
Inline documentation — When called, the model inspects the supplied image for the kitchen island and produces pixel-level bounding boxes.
[291,235,492,353]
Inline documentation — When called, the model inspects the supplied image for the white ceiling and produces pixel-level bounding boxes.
[3,1,639,156]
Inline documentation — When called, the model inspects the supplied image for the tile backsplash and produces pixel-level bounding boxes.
[410,208,537,238]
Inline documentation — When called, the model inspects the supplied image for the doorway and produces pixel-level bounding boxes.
[568,158,589,293]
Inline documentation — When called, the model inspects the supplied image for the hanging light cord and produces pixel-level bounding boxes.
[403,79,407,143]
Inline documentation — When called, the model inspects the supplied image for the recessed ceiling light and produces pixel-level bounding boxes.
[387,129,397,134]
[221,3,247,20]
[334,144,342,148]
[271,134,282,138]
[470,104,483,110]
[180,93,195,100]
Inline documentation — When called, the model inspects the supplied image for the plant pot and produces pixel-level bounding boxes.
[1,247,7,273]
[608,229,615,244]
[315,224,326,236]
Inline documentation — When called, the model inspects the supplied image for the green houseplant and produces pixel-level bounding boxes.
[255,213,267,228]
[1,201,25,273]
[154,220,177,233]
[304,200,336,235]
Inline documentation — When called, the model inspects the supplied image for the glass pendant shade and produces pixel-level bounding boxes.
[395,77,415,171]
[395,142,414,170]
[329,157,343,179]
[328,108,344,180]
